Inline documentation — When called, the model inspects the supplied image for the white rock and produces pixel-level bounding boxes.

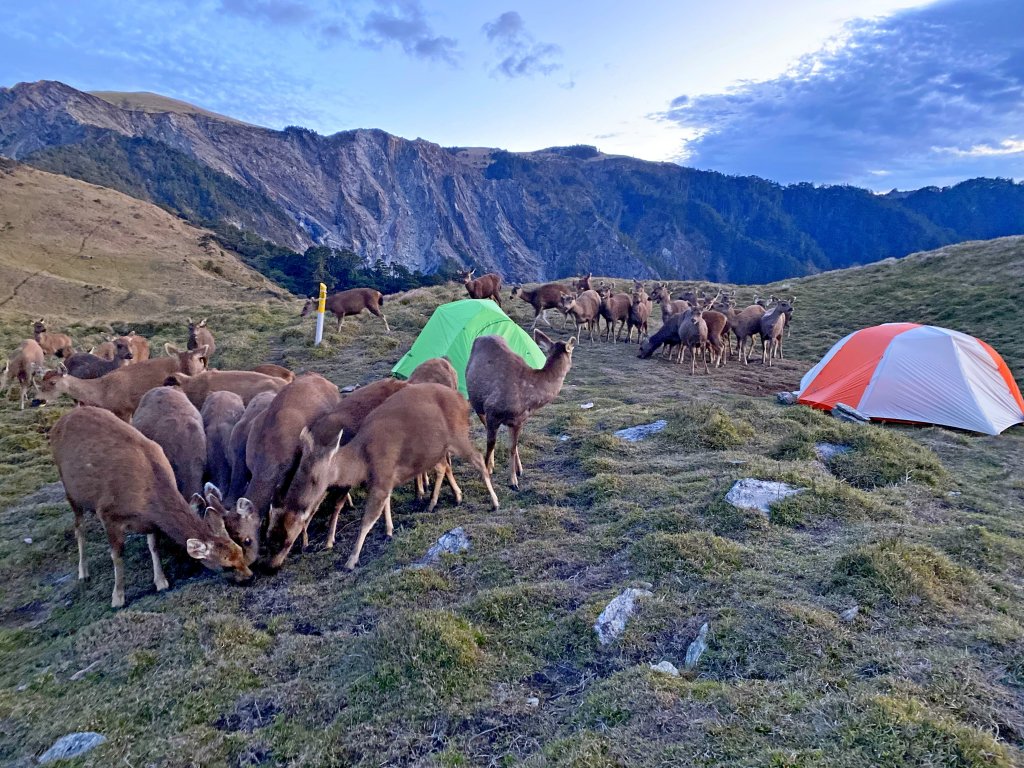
[776,391,798,405]
[684,622,710,670]
[580,402,594,409]
[613,420,668,442]
[650,660,679,676]
[725,479,805,515]
[525,696,540,708]
[594,588,652,645]
[23,537,32,545]
[839,605,859,623]
[38,732,107,763]
[814,442,851,462]
[559,434,570,442]
[411,527,471,568]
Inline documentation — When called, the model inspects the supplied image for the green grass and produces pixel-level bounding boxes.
[2,238,1024,766]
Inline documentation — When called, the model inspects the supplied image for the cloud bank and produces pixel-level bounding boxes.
[482,11,561,78]
[665,0,1024,188]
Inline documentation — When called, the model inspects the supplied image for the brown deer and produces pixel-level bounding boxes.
[407,358,461,501]
[625,287,652,344]
[33,319,74,358]
[573,273,593,292]
[243,373,340,521]
[93,338,117,361]
[1,339,45,409]
[467,330,575,489]
[559,290,602,342]
[730,304,768,365]
[301,288,390,332]
[201,391,246,494]
[163,369,288,410]
[50,406,251,608]
[638,313,685,360]
[225,391,276,508]
[132,387,207,500]
[678,307,710,375]
[460,270,503,305]
[31,344,208,421]
[511,283,572,329]
[120,331,150,363]
[266,383,500,572]
[252,363,294,382]
[759,300,794,366]
[64,337,133,379]
[201,483,260,570]
[651,284,690,321]
[187,318,216,364]
[597,285,631,342]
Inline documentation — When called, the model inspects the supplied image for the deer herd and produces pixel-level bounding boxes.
[0,272,793,609]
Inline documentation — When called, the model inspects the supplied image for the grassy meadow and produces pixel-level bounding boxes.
[1,238,1023,767]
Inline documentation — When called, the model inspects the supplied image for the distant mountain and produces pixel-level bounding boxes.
[2,79,1024,283]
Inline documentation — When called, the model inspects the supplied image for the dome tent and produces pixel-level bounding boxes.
[391,299,546,396]
[797,323,1024,435]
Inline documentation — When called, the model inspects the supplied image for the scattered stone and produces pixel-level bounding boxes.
[580,402,594,409]
[947,491,962,497]
[613,420,667,442]
[340,384,358,393]
[17,684,28,692]
[840,605,860,623]
[559,434,570,442]
[832,402,870,424]
[23,537,32,545]
[776,391,798,405]
[725,479,805,515]
[38,732,107,764]
[594,588,652,645]
[650,660,680,676]
[525,696,540,708]
[411,527,471,568]
[814,442,851,462]
[69,661,101,682]
[684,622,710,671]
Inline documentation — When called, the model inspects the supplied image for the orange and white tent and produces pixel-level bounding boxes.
[797,323,1024,435]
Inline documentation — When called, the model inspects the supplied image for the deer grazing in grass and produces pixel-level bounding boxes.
[1,339,45,409]
[467,330,575,490]
[33,319,74,358]
[201,391,245,494]
[132,387,207,501]
[638,313,686,361]
[31,344,209,421]
[163,369,288,410]
[300,288,390,333]
[266,383,500,571]
[64,337,133,379]
[511,283,572,329]
[461,270,503,305]
[50,406,252,608]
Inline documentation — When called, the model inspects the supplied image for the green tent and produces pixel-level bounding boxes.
[392,299,546,396]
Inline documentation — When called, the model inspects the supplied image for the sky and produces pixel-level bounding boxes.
[1,0,1022,190]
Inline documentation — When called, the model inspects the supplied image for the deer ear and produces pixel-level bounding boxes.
[236,498,256,519]
[533,330,554,352]
[204,482,223,502]
[165,343,179,356]
[200,319,207,327]
[205,508,229,536]
[299,426,315,452]
[57,361,68,375]
[566,337,577,352]
[187,317,193,325]
[189,493,205,516]
[186,539,212,560]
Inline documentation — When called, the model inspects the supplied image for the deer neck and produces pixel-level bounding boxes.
[332,446,368,489]
[60,375,108,405]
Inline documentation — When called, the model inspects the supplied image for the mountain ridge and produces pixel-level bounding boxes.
[3,80,1024,282]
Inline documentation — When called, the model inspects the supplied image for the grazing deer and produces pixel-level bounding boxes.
[33,319,74,358]
[132,387,207,500]
[225,391,276,507]
[511,283,572,329]
[31,344,208,421]
[461,270,503,305]
[301,288,390,333]
[201,391,246,494]
[202,483,260,569]
[1,339,45,409]
[266,383,500,571]
[50,407,251,608]
[163,369,288,410]
[187,318,216,364]
[467,330,575,489]
[638,313,686,361]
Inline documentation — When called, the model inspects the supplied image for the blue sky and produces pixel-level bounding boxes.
[2,0,1022,190]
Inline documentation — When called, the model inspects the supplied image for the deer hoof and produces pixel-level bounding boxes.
[155,577,169,592]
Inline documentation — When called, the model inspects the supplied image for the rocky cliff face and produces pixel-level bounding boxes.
[4,80,1024,283]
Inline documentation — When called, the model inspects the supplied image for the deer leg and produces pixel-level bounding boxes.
[147,533,169,592]
[484,420,499,473]
[383,496,394,539]
[325,491,352,550]
[336,315,343,332]
[381,313,391,333]
[344,487,390,571]
[508,423,523,489]
[427,464,446,512]
[415,473,426,500]
[445,459,463,504]
[73,505,89,580]
[107,531,126,609]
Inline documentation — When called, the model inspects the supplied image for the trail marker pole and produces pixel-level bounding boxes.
[314,282,327,346]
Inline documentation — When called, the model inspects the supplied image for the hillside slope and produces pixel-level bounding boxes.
[88,90,252,125]
[0,160,287,321]
[4,81,1024,282]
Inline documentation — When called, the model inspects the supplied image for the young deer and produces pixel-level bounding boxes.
[63,337,133,379]
[467,330,575,489]
[510,283,572,329]
[33,319,74,358]
[265,383,499,571]
[51,407,251,609]
[187,318,216,364]
[2,339,45,409]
